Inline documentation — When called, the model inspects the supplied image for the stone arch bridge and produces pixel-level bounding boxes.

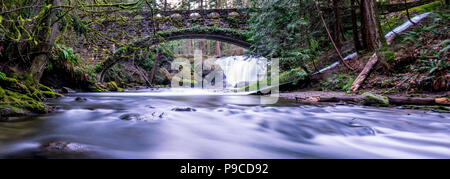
[97,8,252,82]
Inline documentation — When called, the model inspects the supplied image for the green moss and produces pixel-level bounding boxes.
[360,92,390,107]
[30,90,44,101]
[2,89,47,115]
[0,76,18,86]
[0,104,28,116]
[89,84,109,92]
[381,1,443,32]
[0,87,5,100]
[403,105,450,113]
[0,74,49,117]
[378,46,395,63]
[42,91,56,98]
[321,74,355,92]
[105,81,125,92]
[39,84,52,92]
[38,84,61,98]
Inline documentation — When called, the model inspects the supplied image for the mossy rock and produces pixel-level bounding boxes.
[89,84,109,92]
[38,84,61,98]
[42,91,56,98]
[105,81,124,92]
[360,92,390,107]
[0,87,5,100]
[402,105,450,113]
[0,104,29,117]
[30,90,44,101]
[1,89,48,116]
[0,76,18,87]
[0,75,31,94]
[0,74,49,117]
[39,84,52,92]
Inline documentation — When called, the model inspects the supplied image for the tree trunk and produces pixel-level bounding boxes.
[389,97,450,106]
[314,1,354,70]
[215,0,221,57]
[361,0,383,51]
[351,0,363,51]
[164,0,167,11]
[404,0,416,24]
[351,53,378,92]
[188,39,192,56]
[28,0,60,85]
[200,40,205,55]
[148,50,160,86]
[333,0,342,49]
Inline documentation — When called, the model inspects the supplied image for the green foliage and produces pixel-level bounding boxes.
[0,72,5,80]
[53,43,81,65]
[89,84,108,92]
[381,1,444,32]
[360,92,390,107]
[279,67,308,85]
[105,81,124,92]
[321,74,355,92]
[248,0,319,72]
[383,8,449,92]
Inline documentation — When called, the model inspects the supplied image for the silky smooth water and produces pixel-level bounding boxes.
[0,88,449,159]
[215,55,268,88]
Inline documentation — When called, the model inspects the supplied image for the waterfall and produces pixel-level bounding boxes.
[215,55,268,89]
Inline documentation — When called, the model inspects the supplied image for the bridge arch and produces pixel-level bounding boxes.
[98,27,252,83]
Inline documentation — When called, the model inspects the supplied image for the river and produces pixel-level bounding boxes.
[0,88,449,159]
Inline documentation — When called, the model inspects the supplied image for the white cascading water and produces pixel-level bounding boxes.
[215,55,268,89]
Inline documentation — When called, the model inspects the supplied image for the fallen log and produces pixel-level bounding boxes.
[295,95,450,106]
[389,97,450,106]
[317,96,359,103]
[351,53,379,92]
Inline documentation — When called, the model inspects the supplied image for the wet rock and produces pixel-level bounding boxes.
[40,141,87,153]
[151,112,165,118]
[75,97,87,102]
[171,107,197,112]
[120,111,166,122]
[119,113,141,121]
[61,87,76,94]
[360,92,389,107]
